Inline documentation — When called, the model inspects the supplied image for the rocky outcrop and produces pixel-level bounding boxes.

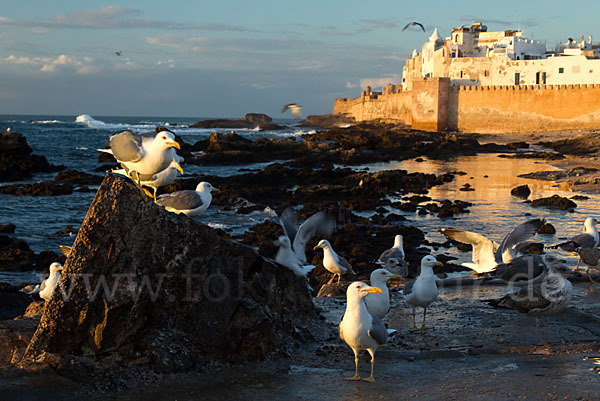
[298,114,356,128]
[190,113,285,130]
[511,184,531,199]
[21,174,320,375]
[0,283,33,320]
[0,170,102,196]
[0,235,63,272]
[0,131,62,182]
[529,194,577,211]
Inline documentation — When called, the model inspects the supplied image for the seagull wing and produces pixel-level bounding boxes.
[58,245,72,257]
[490,254,546,282]
[496,218,544,263]
[337,254,354,274]
[379,247,405,263]
[440,228,497,271]
[279,207,298,245]
[576,247,600,267]
[292,211,336,264]
[156,190,203,210]
[109,131,144,163]
[281,104,292,113]
[368,314,388,345]
[403,279,416,296]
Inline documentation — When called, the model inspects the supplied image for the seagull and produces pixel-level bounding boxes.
[378,234,407,267]
[101,129,181,183]
[115,51,122,56]
[440,218,545,273]
[339,281,387,382]
[365,268,404,319]
[484,261,573,317]
[20,284,40,295]
[573,247,600,281]
[489,254,567,287]
[404,255,442,330]
[114,156,184,201]
[313,239,355,284]
[274,208,336,276]
[58,244,72,257]
[156,182,218,216]
[281,103,302,118]
[39,262,64,302]
[380,257,409,278]
[547,217,599,269]
[402,21,425,32]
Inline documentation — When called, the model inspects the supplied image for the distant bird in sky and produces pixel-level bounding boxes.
[402,22,425,32]
[115,51,123,56]
[282,103,302,118]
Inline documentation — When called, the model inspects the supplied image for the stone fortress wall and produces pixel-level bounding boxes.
[333,77,600,133]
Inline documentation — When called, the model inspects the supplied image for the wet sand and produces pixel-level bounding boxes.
[92,282,600,401]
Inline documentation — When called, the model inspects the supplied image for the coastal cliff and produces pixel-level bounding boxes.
[20,173,320,375]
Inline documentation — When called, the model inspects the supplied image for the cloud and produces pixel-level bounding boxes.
[345,81,358,88]
[0,6,254,32]
[2,54,101,74]
[359,74,402,89]
[146,35,208,52]
[459,16,539,29]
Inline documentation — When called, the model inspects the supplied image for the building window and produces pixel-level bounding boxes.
[451,51,456,58]
[514,72,520,85]
[559,67,564,73]
[460,71,463,78]
[484,70,489,77]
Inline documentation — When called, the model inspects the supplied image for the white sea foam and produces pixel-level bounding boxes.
[30,119,62,124]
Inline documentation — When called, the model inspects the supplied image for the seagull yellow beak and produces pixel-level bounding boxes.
[435,261,443,267]
[313,245,320,250]
[167,140,180,150]
[173,161,184,174]
[362,286,382,294]
[212,187,220,193]
[273,240,280,246]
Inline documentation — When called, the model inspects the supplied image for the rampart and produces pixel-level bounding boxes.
[333,78,600,133]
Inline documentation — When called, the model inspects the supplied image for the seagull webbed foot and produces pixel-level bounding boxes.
[361,375,375,383]
[409,325,419,331]
[344,374,361,381]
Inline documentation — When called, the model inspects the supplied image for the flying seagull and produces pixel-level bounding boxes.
[115,51,122,56]
[274,207,336,276]
[282,103,302,118]
[402,22,425,32]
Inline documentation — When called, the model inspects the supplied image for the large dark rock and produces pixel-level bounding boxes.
[529,194,577,211]
[0,235,63,272]
[0,131,62,181]
[0,283,33,320]
[511,184,531,199]
[190,113,285,130]
[0,223,16,234]
[21,174,319,374]
[0,181,73,196]
[298,114,356,128]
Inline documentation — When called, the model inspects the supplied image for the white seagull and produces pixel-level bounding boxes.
[378,234,407,267]
[39,262,64,302]
[156,182,218,216]
[101,128,180,181]
[313,239,355,284]
[547,217,599,269]
[281,103,302,118]
[339,281,387,382]
[365,268,405,319]
[274,208,336,276]
[404,255,442,330]
[440,218,545,273]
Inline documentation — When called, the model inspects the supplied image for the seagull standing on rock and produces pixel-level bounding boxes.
[156,182,218,216]
[404,255,442,330]
[547,217,599,269]
[274,208,336,276]
[39,262,64,301]
[103,129,181,184]
[339,281,387,383]
[313,239,355,284]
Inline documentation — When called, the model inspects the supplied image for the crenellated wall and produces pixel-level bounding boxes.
[333,79,600,133]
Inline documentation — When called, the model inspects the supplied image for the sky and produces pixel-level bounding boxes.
[1,1,599,118]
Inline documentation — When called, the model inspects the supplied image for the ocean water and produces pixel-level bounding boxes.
[1,114,599,285]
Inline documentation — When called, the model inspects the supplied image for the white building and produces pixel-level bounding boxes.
[402,22,600,90]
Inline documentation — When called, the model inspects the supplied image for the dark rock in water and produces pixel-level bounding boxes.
[0,131,63,182]
[571,195,590,201]
[539,132,600,155]
[0,235,64,272]
[459,183,474,192]
[54,170,103,186]
[0,181,73,196]
[297,114,356,129]
[511,184,531,199]
[519,167,599,181]
[530,195,577,211]
[0,283,33,320]
[497,152,563,160]
[50,225,79,238]
[507,141,529,149]
[0,223,16,233]
[190,113,285,130]
[0,318,39,364]
[537,222,556,235]
[21,174,320,374]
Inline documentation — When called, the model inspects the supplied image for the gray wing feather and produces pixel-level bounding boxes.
[109,131,144,162]
[156,191,203,210]
[576,247,600,267]
[571,233,597,248]
[491,254,546,282]
[440,228,496,267]
[496,218,544,263]
[279,207,298,246]
[368,314,388,345]
[505,285,551,312]
[403,279,416,296]
[337,255,354,274]
[379,247,404,262]
[294,211,336,260]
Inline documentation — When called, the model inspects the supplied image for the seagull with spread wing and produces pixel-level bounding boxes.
[402,21,425,32]
[281,103,302,118]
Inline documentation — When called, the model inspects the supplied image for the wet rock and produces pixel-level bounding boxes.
[0,130,63,182]
[539,132,600,155]
[0,223,16,234]
[519,167,599,181]
[424,200,472,218]
[22,174,321,375]
[316,283,348,298]
[571,195,590,201]
[459,183,474,192]
[50,226,79,238]
[529,195,577,211]
[53,170,103,186]
[510,184,531,199]
[0,283,33,320]
[190,113,285,130]
[0,235,64,272]
[23,301,45,318]
[0,318,39,364]
[498,152,563,160]
[537,222,556,235]
[0,181,73,196]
